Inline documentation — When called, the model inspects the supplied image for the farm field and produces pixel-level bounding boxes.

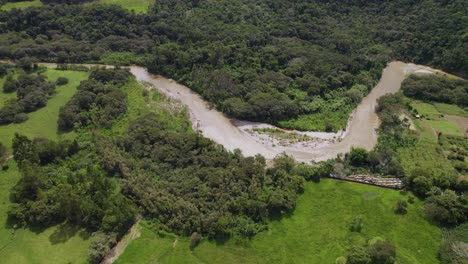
[116,179,441,264]
[411,101,465,136]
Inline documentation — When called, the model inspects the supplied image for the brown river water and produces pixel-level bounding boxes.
[37,61,442,162]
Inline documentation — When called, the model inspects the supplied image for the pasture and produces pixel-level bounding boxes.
[0,69,91,264]
[0,69,88,149]
[116,179,441,264]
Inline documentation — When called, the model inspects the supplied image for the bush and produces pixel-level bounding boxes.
[347,147,369,166]
[13,113,29,124]
[0,143,6,165]
[190,232,202,250]
[55,77,69,86]
[347,245,371,264]
[88,232,117,264]
[394,200,408,215]
[368,240,396,264]
[2,75,17,93]
[350,216,363,232]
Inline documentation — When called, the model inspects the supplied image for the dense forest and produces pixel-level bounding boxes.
[0,0,466,130]
[402,74,468,108]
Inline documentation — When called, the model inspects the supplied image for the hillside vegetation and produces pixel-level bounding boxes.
[0,0,466,130]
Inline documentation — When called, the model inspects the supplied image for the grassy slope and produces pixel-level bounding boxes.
[412,101,463,136]
[116,179,441,264]
[0,69,88,149]
[0,69,90,264]
[98,0,152,13]
[0,0,42,11]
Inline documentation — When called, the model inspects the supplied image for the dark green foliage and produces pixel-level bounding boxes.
[439,223,468,264]
[0,0,464,126]
[9,134,137,235]
[87,232,117,264]
[0,102,23,125]
[88,68,131,86]
[394,200,408,215]
[0,142,6,165]
[368,240,396,264]
[346,240,396,264]
[58,69,128,131]
[402,75,468,107]
[190,232,202,250]
[55,77,69,86]
[2,75,17,93]
[98,113,304,238]
[12,133,39,167]
[0,73,56,125]
[350,216,363,232]
[13,112,28,123]
[0,63,11,77]
[347,245,371,264]
[347,147,369,167]
[408,168,434,198]
[425,190,468,226]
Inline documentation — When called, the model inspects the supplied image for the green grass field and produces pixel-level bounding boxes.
[0,69,91,264]
[0,69,88,149]
[434,103,468,117]
[99,0,152,13]
[0,0,42,11]
[278,109,351,132]
[411,101,464,137]
[116,179,441,264]
[412,101,441,117]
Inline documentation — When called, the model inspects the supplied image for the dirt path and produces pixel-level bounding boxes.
[34,61,443,162]
[101,220,141,264]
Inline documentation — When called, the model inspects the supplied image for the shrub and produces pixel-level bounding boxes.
[55,77,69,86]
[190,232,202,250]
[2,75,17,93]
[368,240,396,264]
[350,215,363,232]
[88,232,117,264]
[13,113,29,124]
[394,200,408,215]
[347,245,371,264]
[347,147,369,166]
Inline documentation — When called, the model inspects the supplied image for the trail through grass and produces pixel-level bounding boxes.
[117,179,441,264]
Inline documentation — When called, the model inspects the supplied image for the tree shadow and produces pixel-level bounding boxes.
[48,222,80,245]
